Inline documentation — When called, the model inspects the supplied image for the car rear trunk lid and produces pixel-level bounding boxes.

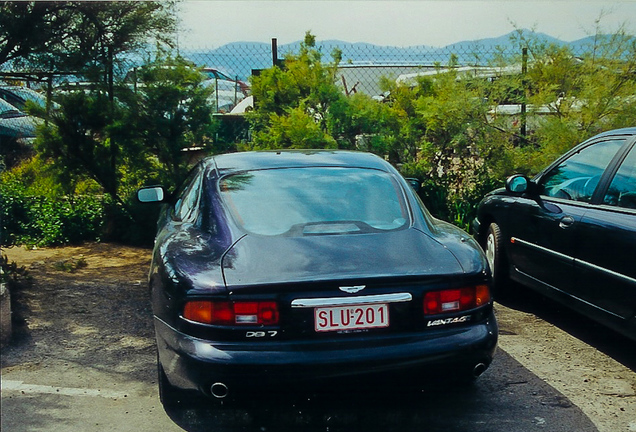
[221,229,464,289]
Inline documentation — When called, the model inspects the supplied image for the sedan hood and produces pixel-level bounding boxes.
[222,229,465,288]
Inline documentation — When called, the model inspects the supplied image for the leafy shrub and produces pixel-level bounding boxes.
[0,254,30,286]
[0,171,105,247]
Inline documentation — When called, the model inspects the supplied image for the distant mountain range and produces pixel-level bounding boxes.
[182,30,629,81]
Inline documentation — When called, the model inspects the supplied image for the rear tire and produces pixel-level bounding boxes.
[484,222,509,297]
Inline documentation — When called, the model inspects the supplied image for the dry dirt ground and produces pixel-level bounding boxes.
[1,243,156,395]
[496,300,636,432]
[1,242,635,432]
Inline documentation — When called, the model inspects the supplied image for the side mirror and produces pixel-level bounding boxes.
[137,186,166,203]
[505,175,529,194]
[405,178,421,192]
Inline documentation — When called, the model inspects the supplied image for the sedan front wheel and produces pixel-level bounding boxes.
[485,222,508,297]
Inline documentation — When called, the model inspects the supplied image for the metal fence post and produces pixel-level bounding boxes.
[272,38,278,67]
[521,47,528,141]
[46,74,53,123]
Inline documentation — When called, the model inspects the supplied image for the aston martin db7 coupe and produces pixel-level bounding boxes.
[138,150,498,406]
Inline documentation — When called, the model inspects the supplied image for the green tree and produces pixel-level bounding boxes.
[31,56,219,243]
[1,0,183,244]
[327,91,400,156]
[34,89,130,204]
[389,68,510,227]
[247,32,403,152]
[0,1,176,72]
[35,56,220,198]
[511,28,636,172]
[125,55,219,187]
[246,32,347,149]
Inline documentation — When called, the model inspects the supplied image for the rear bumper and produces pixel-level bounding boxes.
[155,313,498,397]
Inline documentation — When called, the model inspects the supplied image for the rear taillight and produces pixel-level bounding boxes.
[423,285,490,315]
[183,301,279,325]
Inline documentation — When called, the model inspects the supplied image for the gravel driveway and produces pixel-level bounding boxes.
[1,243,634,431]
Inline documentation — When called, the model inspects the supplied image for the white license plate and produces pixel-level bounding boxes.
[314,304,389,332]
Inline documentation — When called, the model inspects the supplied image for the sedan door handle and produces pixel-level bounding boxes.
[559,216,575,229]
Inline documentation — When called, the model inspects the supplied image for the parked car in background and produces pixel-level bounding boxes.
[201,67,249,93]
[201,67,249,113]
[473,127,636,341]
[0,85,50,111]
[138,150,497,406]
[0,98,38,143]
[0,98,39,168]
[125,65,250,113]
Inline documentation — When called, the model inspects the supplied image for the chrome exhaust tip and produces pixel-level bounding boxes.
[210,382,229,399]
[473,363,487,378]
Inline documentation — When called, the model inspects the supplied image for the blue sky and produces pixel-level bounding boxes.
[177,1,636,48]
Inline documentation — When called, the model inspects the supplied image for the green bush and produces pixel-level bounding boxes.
[0,254,30,286]
[99,195,160,246]
[0,172,105,247]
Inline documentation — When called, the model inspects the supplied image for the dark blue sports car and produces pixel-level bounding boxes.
[138,150,497,406]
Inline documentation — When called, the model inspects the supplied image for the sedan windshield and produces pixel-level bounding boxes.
[4,87,48,109]
[219,167,409,236]
[0,98,22,117]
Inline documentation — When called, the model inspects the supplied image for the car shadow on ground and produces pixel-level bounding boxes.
[497,285,636,372]
[161,349,597,432]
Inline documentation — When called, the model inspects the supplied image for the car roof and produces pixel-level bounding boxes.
[206,150,393,174]
[591,127,636,140]
[0,86,41,97]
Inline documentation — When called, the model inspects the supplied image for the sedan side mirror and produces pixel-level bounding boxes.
[137,186,167,203]
[505,175,529,194]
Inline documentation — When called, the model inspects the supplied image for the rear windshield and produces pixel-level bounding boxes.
[219,167,409,236]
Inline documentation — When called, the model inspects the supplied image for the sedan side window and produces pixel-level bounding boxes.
[541,139,625,202]
[603,146,636,209]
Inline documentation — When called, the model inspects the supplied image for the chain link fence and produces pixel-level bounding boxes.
[2,38,601,96]
[180,40,527,98]
[0,40,542,100]
[0,38,602,148]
